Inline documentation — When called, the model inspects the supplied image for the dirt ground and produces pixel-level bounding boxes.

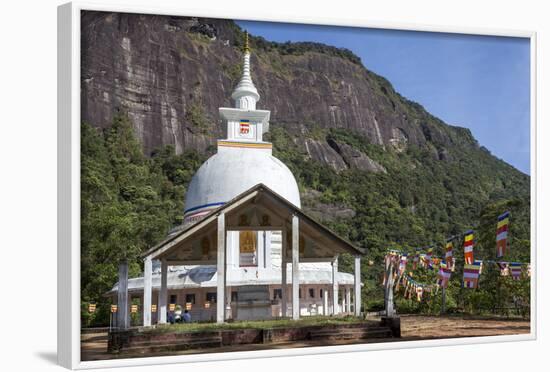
[397,315,530,340]
[81,315,530,361]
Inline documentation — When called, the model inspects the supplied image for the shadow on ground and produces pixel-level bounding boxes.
[35,351,57,365]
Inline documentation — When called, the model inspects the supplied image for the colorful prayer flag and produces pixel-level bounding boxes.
[496,262,510,276]
[416,286,423,302]
[398,254,408,275]
[463,260,483,289]
[412,250,420,270]
[510,262,522,280]
[437,262,452,288]
[445,240,453,266]
[426,247,433,268]
[463,230,475,265]
[419,254,426,268]
[496,211,510,258]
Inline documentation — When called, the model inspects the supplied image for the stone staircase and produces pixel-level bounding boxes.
[110,331,222,354]
[109,321,398,355]
[308,325,393,341]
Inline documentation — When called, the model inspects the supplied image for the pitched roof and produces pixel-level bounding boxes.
[142,183,365,260]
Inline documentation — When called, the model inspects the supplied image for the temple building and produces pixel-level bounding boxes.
[108,34,364,327]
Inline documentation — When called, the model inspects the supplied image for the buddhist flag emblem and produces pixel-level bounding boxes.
[463,230,475,265]
[463,260,483,289]
[239,120,250,134]
[416,286,423,302]
[412,249,420,270]
[398,254,408,275]
[496,262,510,276]
[445,240,453,266]
[437,262,452,288]
[510,262,522,280]
[496,211,510,258]
[425,247,433,268]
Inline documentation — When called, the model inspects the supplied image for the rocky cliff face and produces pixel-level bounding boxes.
[81,11,477,170]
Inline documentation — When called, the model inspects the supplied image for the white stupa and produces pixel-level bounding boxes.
[183,37,300,225]
[109,33,359,322]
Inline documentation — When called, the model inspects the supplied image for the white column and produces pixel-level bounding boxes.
[117,261,129,329]
[159,259,168,324]
[217,213,226,324]
[143,257,152,327]
[225,285,232,320]
[264,231,272,268]
[291,215,300,320]
[346,287,352,313]
[281,229,287,317]
[354,255,361,317]
[342,288,346,314]
[323,288,329,316]
[332,256,339,315]
[384,255,395,317]
[257,231,264,269]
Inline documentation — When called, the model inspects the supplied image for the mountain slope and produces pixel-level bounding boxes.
[80,12,530,322]
[82,12,475,158]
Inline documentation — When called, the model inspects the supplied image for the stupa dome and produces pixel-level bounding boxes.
[183,150,301,222]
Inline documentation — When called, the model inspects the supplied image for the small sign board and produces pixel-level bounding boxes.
[110,304,118,313]
[169,303,176,312]
[239,120,250,134]
[204,302,210,309]
[151,304,157,313]
[88,303,96,313]
[131,304,138,313]
[185,302,192,310]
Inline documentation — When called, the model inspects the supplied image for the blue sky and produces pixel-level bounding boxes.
[236,21,531,174]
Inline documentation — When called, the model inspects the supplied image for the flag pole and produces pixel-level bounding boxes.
[441,286,446,315]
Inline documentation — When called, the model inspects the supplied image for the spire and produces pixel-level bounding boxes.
[244,31,250,53]
[231,31,260,110]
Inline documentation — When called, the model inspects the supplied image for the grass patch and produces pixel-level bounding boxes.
[143,316,367,334]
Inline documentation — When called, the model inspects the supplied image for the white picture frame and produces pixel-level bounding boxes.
[57,1,537,369]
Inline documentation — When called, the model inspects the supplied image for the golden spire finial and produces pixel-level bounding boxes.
[244,31,250,53]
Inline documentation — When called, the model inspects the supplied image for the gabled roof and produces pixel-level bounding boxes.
[142,183,365,260]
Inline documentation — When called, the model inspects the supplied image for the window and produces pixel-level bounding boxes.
[206,292,217,303]
[309,288,315,299]
[299,288,303,299]
[273,289,282,300]
[239,231,257,267]
[231,291,239,302]
[185,293,196,304]
[320,289,323,298]
[169,295,177,304]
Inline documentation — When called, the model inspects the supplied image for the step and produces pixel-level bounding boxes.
[309,327,393,341]
[130,331,219,343]
[125,338,223,354]
[129,336,222,348]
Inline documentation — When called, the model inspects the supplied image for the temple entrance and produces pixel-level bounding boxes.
[239,230,257,267]
[137,184,363,326]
